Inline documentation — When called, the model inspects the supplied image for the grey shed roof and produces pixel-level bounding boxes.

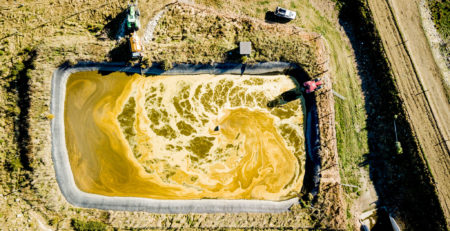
[239,42,252,55]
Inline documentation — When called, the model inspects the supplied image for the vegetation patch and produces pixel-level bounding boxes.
[428,0,450,94]
[147,4,319,75]
[1,47,37,197]
[71,219,108,231]
[428,0,450,38]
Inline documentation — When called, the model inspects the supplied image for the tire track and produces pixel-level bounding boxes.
[368,0,450,226]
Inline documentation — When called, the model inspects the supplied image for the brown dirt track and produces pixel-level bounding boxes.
[368,0,450,227]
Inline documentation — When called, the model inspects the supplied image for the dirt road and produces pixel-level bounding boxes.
[387,0,450,149]
[368,0,450,226]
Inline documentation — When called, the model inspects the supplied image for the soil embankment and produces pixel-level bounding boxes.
[311,35,346,229]
[368,0,450,227]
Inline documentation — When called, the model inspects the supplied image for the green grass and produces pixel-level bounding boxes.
[428,0,450,102]
[71,219,107,231]
[145,2,366,228]
[428,0,450,38]
[293,0,369,192]
[336,0,448,229]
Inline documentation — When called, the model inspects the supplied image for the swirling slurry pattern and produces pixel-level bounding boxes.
[64,72,305,200]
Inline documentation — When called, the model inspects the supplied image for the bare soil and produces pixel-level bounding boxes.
[368,0,450,227]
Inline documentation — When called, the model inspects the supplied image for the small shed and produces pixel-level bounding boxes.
[239,42,252,55]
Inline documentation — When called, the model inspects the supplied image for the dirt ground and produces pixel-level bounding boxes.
[368,0,450,227]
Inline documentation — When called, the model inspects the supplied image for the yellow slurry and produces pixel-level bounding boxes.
[64,71,305,200]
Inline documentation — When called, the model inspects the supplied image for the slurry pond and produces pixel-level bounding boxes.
[65,71,306,200]
[51,63,313,212]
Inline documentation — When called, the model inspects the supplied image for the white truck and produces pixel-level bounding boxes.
[274,7,296,20]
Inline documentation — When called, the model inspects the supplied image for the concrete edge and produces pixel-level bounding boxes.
[50,62,309,213]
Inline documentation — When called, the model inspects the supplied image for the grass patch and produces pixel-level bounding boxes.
[288,0,369,193]
[3,48,37,173]
[71,219,107,231]
[428,0,450,38]
[427,0,450,101]
[0,1,125,229]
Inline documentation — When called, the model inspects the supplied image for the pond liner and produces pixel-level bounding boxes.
[51,61,321,213]
[303,95,321,197]
[87,61,300,76]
